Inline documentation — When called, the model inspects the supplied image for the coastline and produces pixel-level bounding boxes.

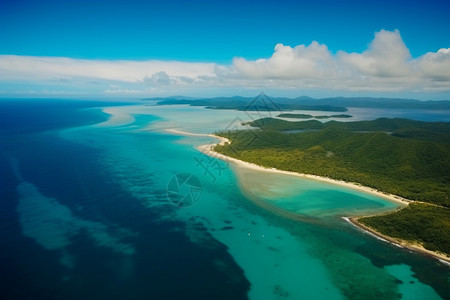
[166,129,449,265]
[165,128,230,146]
[345,217,450,264]
[196,133,410,207]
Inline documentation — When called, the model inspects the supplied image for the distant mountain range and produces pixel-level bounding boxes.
[144,93,450,111]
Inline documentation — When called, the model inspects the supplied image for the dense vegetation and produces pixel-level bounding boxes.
[214,117,450,255]
[315,114,353,119]
[359,203,450,255]
[277,113,353,119]
[156,98,347,112]
[215,119,450,206]
[247,117,450,142]
[150,94,450,110]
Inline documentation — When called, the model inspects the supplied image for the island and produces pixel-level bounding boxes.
[150,94,450,111]
[209,117,450,261]
[277,113,353,119]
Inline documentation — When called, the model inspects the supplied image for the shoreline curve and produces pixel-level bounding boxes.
[166,128,450,265]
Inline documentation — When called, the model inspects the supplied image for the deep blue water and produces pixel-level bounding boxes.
[0,100,249,300]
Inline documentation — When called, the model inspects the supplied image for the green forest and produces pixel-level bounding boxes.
[359,203,450,255]
[214,117,450,255]
[277,113,353,119]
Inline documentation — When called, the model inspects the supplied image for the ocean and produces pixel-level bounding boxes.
[0,99,448,299]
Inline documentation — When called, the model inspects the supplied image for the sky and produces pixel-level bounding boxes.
[0,0,449,99]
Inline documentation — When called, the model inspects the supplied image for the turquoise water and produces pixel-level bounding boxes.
[65,105,448,299]
[1,101,449,299]
[232,165,400,219]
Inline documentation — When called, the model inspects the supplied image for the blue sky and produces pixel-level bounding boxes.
[1,0,449,99]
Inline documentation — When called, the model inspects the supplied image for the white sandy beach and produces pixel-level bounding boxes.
[346,217,450,264]
[165,128,230,146]
[166,128,450,264]
[194,132,410,207]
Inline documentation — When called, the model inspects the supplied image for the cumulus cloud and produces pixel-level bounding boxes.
[339,29,412,77]
[0,30,450,96]
[231,29,450,93]
[143,71,173,86]
[414,48,450,81]
[233,29,413,81]
[234,41,337,79]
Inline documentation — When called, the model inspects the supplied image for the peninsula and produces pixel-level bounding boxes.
[207,117,450,262]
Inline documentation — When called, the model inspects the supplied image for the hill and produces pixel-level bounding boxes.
[148,94,450,111]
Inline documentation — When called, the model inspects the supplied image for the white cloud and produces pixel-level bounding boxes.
[232,30,415,81]
[339,29,412,77]
[0,55,216,83]
[231,29,450,93]
[143,71,173,86]
[414,48,450,81]
[0,30,450,97]
[233,41,341,80]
